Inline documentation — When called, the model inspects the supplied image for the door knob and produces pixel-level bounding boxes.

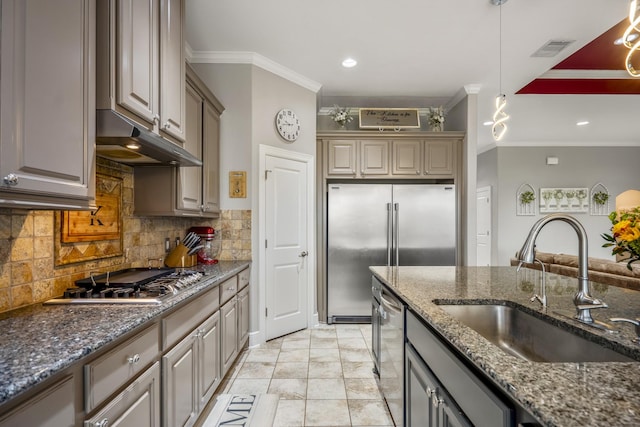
[299,251,308,257]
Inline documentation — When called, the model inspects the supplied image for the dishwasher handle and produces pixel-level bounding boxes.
[380,291,403,314]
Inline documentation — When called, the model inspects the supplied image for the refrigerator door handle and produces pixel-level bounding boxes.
[394,203,400,266]
[386,203,392,267]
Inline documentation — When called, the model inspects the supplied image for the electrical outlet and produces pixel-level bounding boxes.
[165,238,170,253]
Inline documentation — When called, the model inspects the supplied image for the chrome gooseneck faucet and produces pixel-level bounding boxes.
[516,213,606,324]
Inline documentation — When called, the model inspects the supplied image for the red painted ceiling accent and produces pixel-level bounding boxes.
[517,19,640,95]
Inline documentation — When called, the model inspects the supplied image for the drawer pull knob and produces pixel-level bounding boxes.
[127,354,140,365]
[96,418,109,427]
[3,173,18,186]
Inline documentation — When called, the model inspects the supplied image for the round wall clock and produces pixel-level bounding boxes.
[275,108,300,142]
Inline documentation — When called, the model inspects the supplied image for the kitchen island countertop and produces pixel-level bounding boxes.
[0,261,250,407]
[371,266,640,427]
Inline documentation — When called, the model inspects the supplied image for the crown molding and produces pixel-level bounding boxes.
[188,50,323,93]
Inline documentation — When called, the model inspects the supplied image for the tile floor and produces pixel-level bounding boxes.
[215,324,394,427]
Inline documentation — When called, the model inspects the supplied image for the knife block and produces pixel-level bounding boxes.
[165,244,197,268]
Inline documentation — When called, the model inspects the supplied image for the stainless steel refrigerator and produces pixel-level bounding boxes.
[327,183,456,323]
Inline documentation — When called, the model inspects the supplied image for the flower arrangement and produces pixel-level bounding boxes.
[593,191,609,206]
[602,206,640,270]
[428,106,445,131]
[329,104,353,127]
[519,190,535,205]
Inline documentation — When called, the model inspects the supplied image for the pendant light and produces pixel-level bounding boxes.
[492,0,509,141]
[623,0,640,76]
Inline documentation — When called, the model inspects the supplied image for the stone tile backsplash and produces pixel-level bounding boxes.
[0,159,251,314]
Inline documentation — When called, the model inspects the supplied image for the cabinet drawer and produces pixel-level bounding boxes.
[0,375,75,427]
[163,285,220,350]
[85,362,160,427]
[219,275,238,305]
[238,268,249,291]
[84,324,159,412]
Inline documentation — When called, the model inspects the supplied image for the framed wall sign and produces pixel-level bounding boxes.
[55,174,123,265]
[358,108,420,129]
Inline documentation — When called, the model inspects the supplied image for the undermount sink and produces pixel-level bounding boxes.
[437,303,635,363]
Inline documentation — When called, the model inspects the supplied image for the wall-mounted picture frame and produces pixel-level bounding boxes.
[358,108,420,129]
[540,187,589,213]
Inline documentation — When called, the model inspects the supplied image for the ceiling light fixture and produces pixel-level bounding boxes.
[492,0,509,141]
[622,0,640,76]
[576,120,590,126]
[342,58,357,68]
[614,33,638,45]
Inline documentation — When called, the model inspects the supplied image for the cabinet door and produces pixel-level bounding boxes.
[237,287,250,350]
[198,311,221,410]
[162,331,198,427]
[116,0,159,126]
[220,296,239,375]
[202,101,221,215]
[0,0,95,201]
[0,376,75,427]
[405,344,440,427]
[360,140,389,176]
[424,140,454,177]
[177,82,203,212]
[85,362,161,427]
[392,140,422,176]
[159,0,186,143]
[326,140,357,176]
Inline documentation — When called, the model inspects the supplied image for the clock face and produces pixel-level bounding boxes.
[275,109,300,142]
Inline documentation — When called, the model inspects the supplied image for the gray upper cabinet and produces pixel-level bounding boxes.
[423,140,455,177]
[117,0,159,125]
[133,65,223,217]
[159,0,186,143]
[97,0,185,145]
[0,0,96,209]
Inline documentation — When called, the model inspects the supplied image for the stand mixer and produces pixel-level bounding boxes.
[188,226,220,264]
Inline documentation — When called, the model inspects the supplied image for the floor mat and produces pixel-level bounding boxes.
[201,394,279,427]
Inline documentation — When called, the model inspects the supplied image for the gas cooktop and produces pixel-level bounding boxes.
[44,268,204,305]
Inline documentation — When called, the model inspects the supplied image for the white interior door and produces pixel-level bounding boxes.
[476,186,492,266]
[264,152,309,340]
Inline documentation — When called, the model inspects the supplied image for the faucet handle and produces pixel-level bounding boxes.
[610,318,640,342]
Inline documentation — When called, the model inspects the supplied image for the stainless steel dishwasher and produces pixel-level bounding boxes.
[379,284,405,427]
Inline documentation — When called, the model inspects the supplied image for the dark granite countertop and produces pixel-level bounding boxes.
[0,261,250,407]
[371,266,640,427]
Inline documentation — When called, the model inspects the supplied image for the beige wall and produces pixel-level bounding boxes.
[0,158,251,314]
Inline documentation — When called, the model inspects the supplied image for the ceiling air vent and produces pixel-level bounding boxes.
[531,39,575,57]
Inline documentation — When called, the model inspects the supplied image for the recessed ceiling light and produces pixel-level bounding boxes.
[576,120,590,126]
[614,33,639,45]
[483,121,494,126]
[342,58,357,68]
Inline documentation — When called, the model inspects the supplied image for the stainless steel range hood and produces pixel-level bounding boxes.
[95,110,202,167]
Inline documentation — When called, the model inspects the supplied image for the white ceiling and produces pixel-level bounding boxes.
[185,0,639,151]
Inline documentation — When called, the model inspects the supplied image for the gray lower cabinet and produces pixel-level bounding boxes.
[221,296,239,376]
[406,310,513,427]
[0,376,75,427]
[85,362,160,427]
[405,344,469,427]
[163,310,221,427]
[198,311,222,410]
[237,286,250,350]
